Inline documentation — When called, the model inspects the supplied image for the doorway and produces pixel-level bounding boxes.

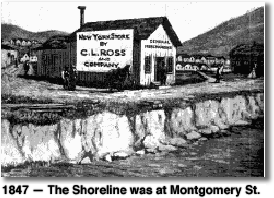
[154,57,165,82]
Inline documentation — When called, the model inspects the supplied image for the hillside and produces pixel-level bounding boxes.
[1,23,69,43]
[178,6,264,56]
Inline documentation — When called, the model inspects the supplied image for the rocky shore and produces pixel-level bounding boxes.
[1,92,264,167]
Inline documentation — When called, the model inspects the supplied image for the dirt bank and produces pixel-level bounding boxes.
[1,66,264,106]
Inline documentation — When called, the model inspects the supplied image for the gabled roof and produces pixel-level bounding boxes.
[34,40,67,50]
[34,35,68,50]
[69,17,182,47]
[216,56,225,60]
[1,44,18,50]
[193,54,202,59]
[177,53,190,58]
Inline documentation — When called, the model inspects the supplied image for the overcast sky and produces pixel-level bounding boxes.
[1,1,264,42]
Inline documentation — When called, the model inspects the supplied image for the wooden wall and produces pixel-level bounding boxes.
[140,24,176,86]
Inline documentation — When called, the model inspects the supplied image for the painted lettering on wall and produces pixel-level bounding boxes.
[77,30,134,72]
[145,40,172,50]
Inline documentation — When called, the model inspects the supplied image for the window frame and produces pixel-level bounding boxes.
[166,56,174,73]
[145,55,152,73]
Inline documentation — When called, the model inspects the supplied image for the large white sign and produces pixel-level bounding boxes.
[77,29,134,72]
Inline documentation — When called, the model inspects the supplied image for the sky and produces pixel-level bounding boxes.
[1,1,264,43]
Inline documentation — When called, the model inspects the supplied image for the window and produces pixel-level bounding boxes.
[42,55,47,66]
[145,55,152,73]
[166,56,174,73]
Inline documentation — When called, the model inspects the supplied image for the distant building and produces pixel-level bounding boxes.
[205,55,216,66]
[10,38,36,46]
[230,42,264,77]
[1,44,19,68]
[29,55,37,62]
[20,53,30,62]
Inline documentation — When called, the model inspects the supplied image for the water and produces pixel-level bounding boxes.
[1,92,264,177]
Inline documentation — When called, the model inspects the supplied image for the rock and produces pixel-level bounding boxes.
[220,129,230,134]
[199,128,212,134]
[199,125,219,134]
[169,138,188,147]
[217,124,230,130]
[104,154,112,162]
[177,164,187,168]
[136,150,146,155]
[198,137,208,141]
[210,125,220,133]
[81,157,91,164]
[113,151,130,160]
[143,136,160,150]
[234,120,250,126]
[158,144,177,152]
[159,167,175,174]
[134,138,145,150]
[146,149,157,154]
[149,164,161,168]
[159,139,170,145]
[186,131,201,140]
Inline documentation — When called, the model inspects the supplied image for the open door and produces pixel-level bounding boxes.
[154,57,165,82]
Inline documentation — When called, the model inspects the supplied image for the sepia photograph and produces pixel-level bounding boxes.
[1,1,265,178]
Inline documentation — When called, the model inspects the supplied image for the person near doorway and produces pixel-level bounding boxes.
[23,60,30,77]
[248,63,257,79]
[63,65,77,91]
[215,65,223,83]
[160,62,166,85]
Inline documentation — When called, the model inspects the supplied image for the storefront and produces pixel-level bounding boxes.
[140,24,177,85]
[69,16,182,87]
[34,14,182,88]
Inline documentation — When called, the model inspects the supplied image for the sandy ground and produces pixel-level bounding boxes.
[1,66,264,105]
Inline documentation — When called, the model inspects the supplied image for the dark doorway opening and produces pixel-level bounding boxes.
[154,57,165,84]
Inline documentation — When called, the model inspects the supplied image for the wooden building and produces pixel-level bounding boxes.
[1,44,18,68]
[34,17,181,88]
[32,35,70,81]
[229,42,264,77]
[68,16,182,87]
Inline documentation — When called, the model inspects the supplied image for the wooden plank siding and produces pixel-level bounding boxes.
[33,17,181,88]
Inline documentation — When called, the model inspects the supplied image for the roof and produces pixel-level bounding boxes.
[34,35,68,50]
[230,42,264,57]
[177,53,190,58]
[1,44,18,50]
[69,17,182,47]
[193,54,202,59]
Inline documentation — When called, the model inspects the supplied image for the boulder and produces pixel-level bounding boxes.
[81,157,91,164]
[136,150,146,155]
[158,144,177,152]
[169,138,188,147]
[143,136,160,150]
[210,125,220,133]
[159,139,170,145]
[186,131,201,140]
[234,120,250,126]
[113,152,128,157]
[217,123,230,130]
[104,154,112,162]
[198,137,208,141]
[112,151,131,160]
[146,149,157,154]
[199,128,212,134]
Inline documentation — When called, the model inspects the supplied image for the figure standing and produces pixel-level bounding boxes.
[23,60,30,77]
[160,61,166,85]
[215,65,223,83]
